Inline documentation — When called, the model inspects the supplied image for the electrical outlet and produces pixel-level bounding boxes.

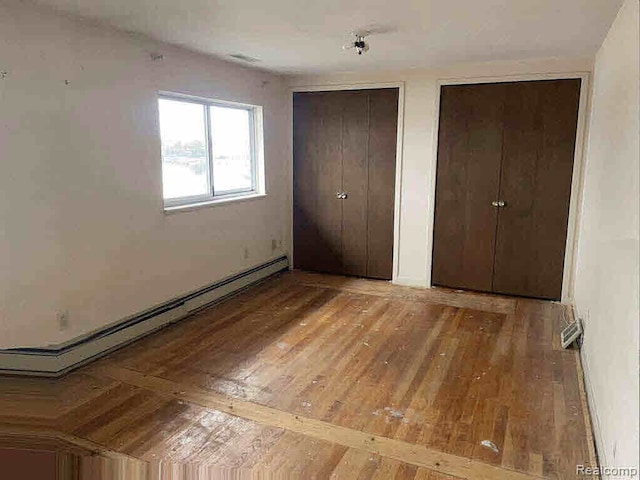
[244,247,249,260]
[57,311,69,331]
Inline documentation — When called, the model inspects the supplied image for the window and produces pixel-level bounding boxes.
[158,93,263,209]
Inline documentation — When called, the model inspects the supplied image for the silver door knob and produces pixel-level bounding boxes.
[336,192,348,199]
[491,200,506,207]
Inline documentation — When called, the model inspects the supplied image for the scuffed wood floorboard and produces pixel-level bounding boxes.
[0,271,594,479]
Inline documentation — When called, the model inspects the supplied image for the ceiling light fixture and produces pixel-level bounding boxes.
[343,31,370,55]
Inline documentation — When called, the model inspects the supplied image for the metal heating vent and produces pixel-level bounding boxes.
[561,317,583,349]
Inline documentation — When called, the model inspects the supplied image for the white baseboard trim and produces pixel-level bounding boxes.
[580,347,607,469]
[393,276,429,287]
[571,303,606,470]
[0,256,289,377]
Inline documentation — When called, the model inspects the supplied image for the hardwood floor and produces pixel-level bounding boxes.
[0,271,595,479]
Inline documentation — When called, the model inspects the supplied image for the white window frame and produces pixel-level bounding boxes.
[158,92,265,210]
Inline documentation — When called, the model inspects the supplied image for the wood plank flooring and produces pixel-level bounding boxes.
[0,271,595,479]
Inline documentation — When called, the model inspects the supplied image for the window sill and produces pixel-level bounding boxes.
[163,193,267,214]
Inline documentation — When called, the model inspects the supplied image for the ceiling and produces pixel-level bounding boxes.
[33,0,623,75]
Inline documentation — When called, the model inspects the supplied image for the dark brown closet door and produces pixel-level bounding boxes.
[293,89,398,279]
[341,91,370,276]
[492,79,580,299]
[367,88,399,279]
[432,83,506,291]
[293,92,344,274]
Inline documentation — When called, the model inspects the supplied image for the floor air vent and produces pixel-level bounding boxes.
[561,317,583,349]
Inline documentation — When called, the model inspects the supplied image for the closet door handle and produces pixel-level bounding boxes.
[336,192,348,199]
[491,200,506,208]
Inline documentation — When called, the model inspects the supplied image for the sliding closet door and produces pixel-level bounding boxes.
[432,83,505,291]
[293,92,344,274]
[492,79,581,299]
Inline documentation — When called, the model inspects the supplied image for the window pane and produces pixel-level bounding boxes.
[210,106,253,193]
[158,99,210,200]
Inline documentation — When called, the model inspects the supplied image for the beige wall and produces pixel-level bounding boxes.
[0,2,290,348]
[574,0,640,472]
[289,57,592,292]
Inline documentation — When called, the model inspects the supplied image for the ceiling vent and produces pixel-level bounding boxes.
[229,53,260,63]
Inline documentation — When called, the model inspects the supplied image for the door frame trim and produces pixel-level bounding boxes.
[290,82,406,282]
[429,72,591,303]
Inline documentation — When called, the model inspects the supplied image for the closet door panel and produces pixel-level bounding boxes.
[432,84,505,291]
[341,91,370,277]
[294,88,398,279]
[367,88,399,280]
[293,92,343,274]
[493,79,580,299]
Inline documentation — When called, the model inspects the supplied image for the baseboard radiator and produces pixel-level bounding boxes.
[0,256,289,377]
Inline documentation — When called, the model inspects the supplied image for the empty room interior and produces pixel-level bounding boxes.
[0,0,638,478]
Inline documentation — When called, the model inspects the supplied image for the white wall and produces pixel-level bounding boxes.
[289,57,592,291]
[0,2,290,348]
[573,0,640,473]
